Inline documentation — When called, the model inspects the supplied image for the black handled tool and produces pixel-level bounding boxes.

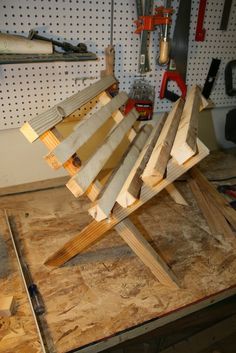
[220,0,233,30]
[202,58,221,99]
[28,29,87,53]
[225,60,236,96]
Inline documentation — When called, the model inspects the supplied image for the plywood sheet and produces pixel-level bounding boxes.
[0,212,43,353]
[0,151,236,353]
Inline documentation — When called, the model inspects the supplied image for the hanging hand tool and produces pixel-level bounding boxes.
[135,1,173,72]
[158,0,172,65]
[195,0,207,41]
[160,0,191,101]
[219,0,233,30]
[169,0,191,81]
[5,212,45,316]
[136,0,154,73]
[124,78,155,121]
[101,0,118,96]
[159,59,187,102]
[28,30,87,53]
[202,58,221,99]
[225,60,236,96]
[135,0,149,71]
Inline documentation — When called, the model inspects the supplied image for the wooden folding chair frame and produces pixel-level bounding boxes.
[20,76,209,289]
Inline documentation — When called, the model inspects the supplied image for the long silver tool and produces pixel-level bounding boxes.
[4,210,47,353]
[138,0,154,73]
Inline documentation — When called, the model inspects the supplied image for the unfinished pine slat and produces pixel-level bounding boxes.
[45,92,129,169]
[170,86,202,165]
[115,218,179,288]
[199,93,210,111]
[142,98,184,186]
[40,128,79,176]
[190,167,236,230]
[116,113,167,208]
[206,193,236,241]
[20,75,117,142]
[45,139,209,267]
[188,177,229,236]
[98,91,137,142]
[165,183,188,206]
[89,125,152,221]
[0,296,15,317]
[66,108,139,198]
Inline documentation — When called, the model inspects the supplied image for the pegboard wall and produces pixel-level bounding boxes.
[0,0,236,130]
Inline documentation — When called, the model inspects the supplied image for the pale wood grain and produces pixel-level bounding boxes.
[115,218,179,288]
[170,86,202,165]
[116,114,167,208]
[45,139,209,267]
[66,108,139,198]
[45,92,128,169]
[20,76,116,142]
[89,125,151,221]
[142,98,184,186]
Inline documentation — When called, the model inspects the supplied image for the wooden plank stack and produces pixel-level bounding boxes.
[21,76,210,289]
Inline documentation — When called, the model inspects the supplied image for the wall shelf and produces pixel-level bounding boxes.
[0,52,97,64]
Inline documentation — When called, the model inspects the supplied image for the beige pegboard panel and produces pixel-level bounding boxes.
[0,0,236,130]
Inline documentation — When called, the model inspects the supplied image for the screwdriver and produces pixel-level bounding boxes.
[4,211,45,315]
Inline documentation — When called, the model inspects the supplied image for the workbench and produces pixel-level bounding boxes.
[1,150,236,353]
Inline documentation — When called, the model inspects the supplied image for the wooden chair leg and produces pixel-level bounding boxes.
[115,218,179,289]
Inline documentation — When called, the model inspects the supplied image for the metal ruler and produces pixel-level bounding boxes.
[4,210,49,353]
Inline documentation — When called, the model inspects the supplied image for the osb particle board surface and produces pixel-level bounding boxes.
[0,215,42,353]
[0,152,236,353]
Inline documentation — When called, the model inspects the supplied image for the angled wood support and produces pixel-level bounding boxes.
[115,218,179,288]
[166,183,188,206]
[66,108,139,197]
[45,139,209,267]
[89,125,152,221]
[188,176,234,241]
[171,86,202,165]
[190,167,236,230]
[45,92,129,169]
[20,75,117,142]
[142,98,184,186]
[116,113,167,208]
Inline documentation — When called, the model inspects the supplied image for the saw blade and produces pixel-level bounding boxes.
[170,0,192,80]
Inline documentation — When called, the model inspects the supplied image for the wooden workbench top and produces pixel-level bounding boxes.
[0,150,236,353]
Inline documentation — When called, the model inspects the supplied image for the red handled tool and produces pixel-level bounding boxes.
[160,60,187,102]
[195,0,207,41]
[160,0,191,102]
